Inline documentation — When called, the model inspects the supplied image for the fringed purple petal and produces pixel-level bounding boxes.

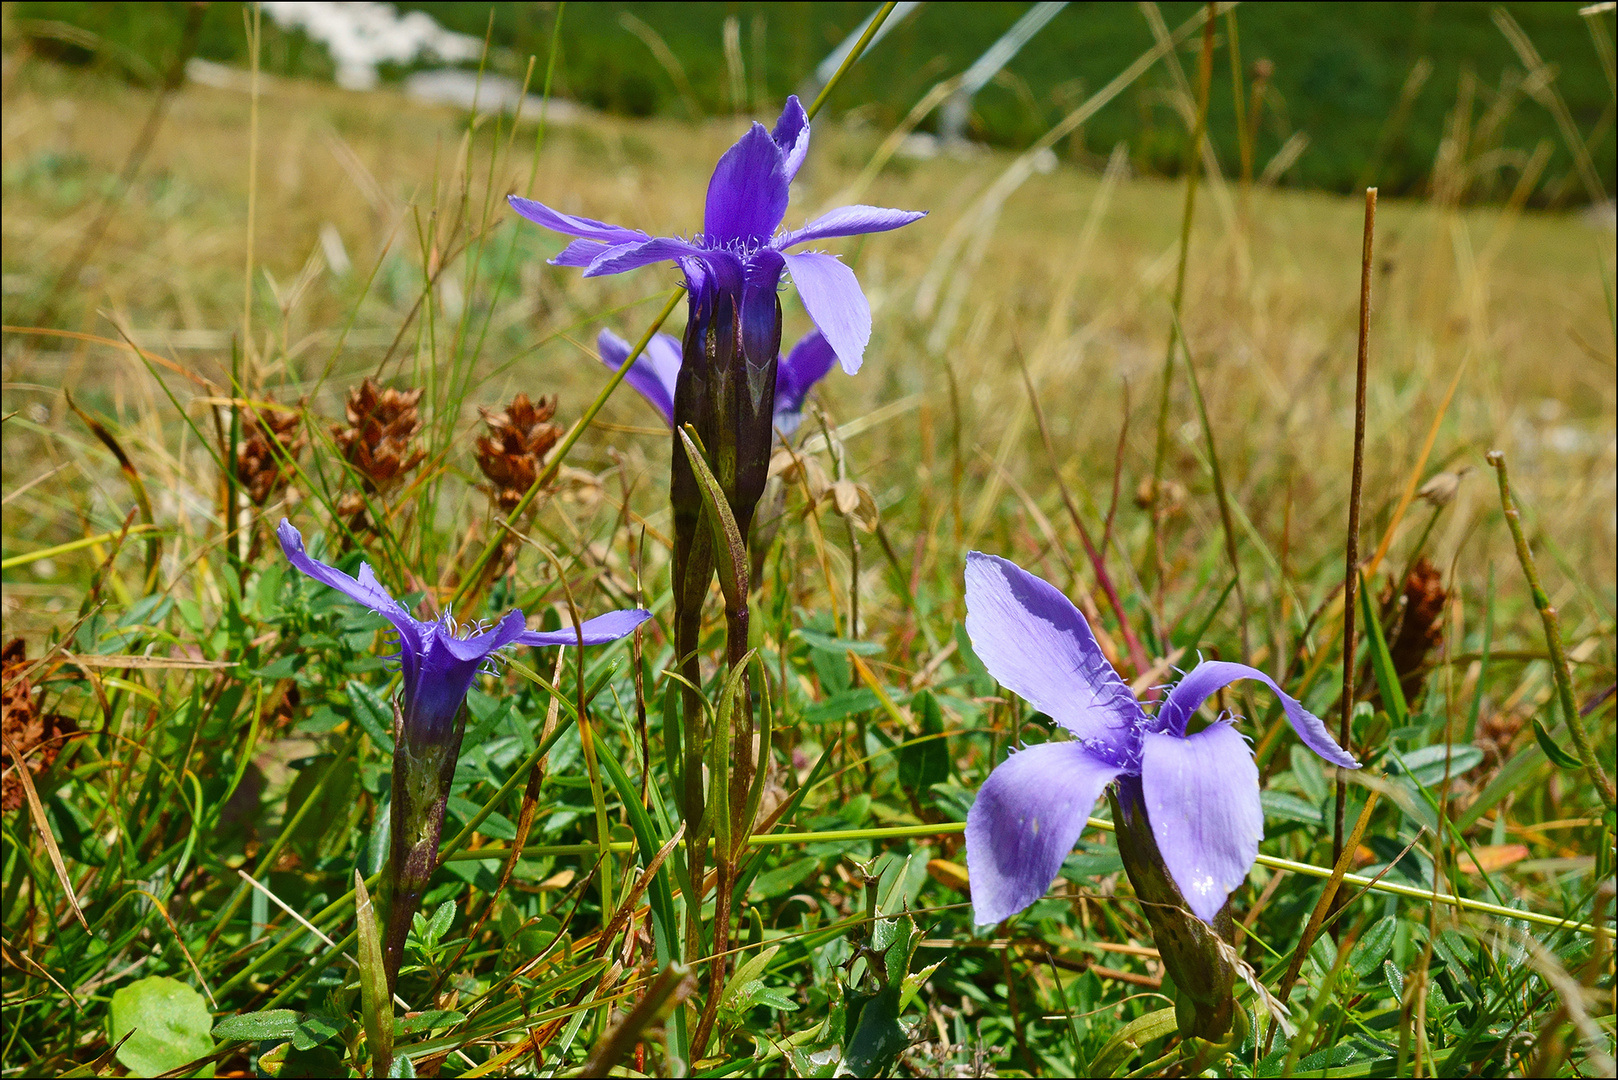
[552,238,616,268]
[584,237,709,278]
[966,741,1121,926]
[278,519,416,634]
[781,251,870,375]
[1140,724,1263,924]
[963,552,1143,757]
[437,610,529,663]
[515,608,652,647]
[278,518,426,690]
[775,205,928,250]
[507,196,647,245]
[772,95,810,181]
[597,329,679,426]
[705,122,789,245]
[1158,660,1359,769]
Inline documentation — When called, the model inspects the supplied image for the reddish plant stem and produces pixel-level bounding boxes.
[1331,187,1377,909]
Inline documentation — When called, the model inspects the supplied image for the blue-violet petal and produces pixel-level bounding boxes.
[781,251,871,375]
[1157,660,1358,769]
[704,123,789,245]
[963,552,1143,756]
[1140,723,1264,924]
[966,741,1122,926]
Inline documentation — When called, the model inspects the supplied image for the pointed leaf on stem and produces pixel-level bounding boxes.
[354,870,394,1078]
[710,652,757,855]
[678,425,749,606]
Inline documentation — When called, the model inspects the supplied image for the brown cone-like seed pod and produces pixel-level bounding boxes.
[475,394,563,514]
[2,640,78,813]
[236,402,306,506]
[332,379,426,519]
[1385,557,1448,705]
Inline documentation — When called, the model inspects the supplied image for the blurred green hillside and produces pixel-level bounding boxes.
[8,1,1614,202]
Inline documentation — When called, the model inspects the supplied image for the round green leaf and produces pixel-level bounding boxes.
[107,976,215,1078]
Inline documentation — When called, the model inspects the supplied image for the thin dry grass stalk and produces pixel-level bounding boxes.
[332,378,426,522]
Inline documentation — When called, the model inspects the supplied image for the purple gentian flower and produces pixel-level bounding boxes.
[597,327,837,437]
[277,519,650,986]
[278,520,649,741]
[963,552,1359,927]
[510,96,923,377]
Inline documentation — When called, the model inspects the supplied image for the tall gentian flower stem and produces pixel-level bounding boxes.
[507,15,911,1058]
[512,91,923,1057]
[278,521,649,991]
[961,552,1358,1038]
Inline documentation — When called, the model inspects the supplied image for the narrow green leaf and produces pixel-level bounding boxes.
[677,425,749,607]
[1089,1006,1178,1077]
[1349,917,1398,979]
[596,740,683,973]
[896,691,949,804]
[709,652,755,854]
[1533,716,1582,769]
[354,870,393,1077]
[741,651,774,851]
[1359,572,1408,725]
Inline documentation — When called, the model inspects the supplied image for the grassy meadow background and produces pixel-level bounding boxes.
[1,1,1614,1077]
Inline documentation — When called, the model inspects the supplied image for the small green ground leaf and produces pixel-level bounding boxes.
[897,690,950,804]
[108,976,215,1078]
[393,1009,465,1035]
[1349,917,1398,979]
[211,1008,301,1041]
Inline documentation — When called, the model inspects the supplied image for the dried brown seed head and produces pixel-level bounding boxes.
[476,393,564,513]
[332,378,426,497]
[2,640,78,814]
[1383,557,1449,705]
[236,402,307,505]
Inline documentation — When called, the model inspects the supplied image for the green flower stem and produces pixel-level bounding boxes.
[1487,450,1615,811]
[214,710,581,998]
